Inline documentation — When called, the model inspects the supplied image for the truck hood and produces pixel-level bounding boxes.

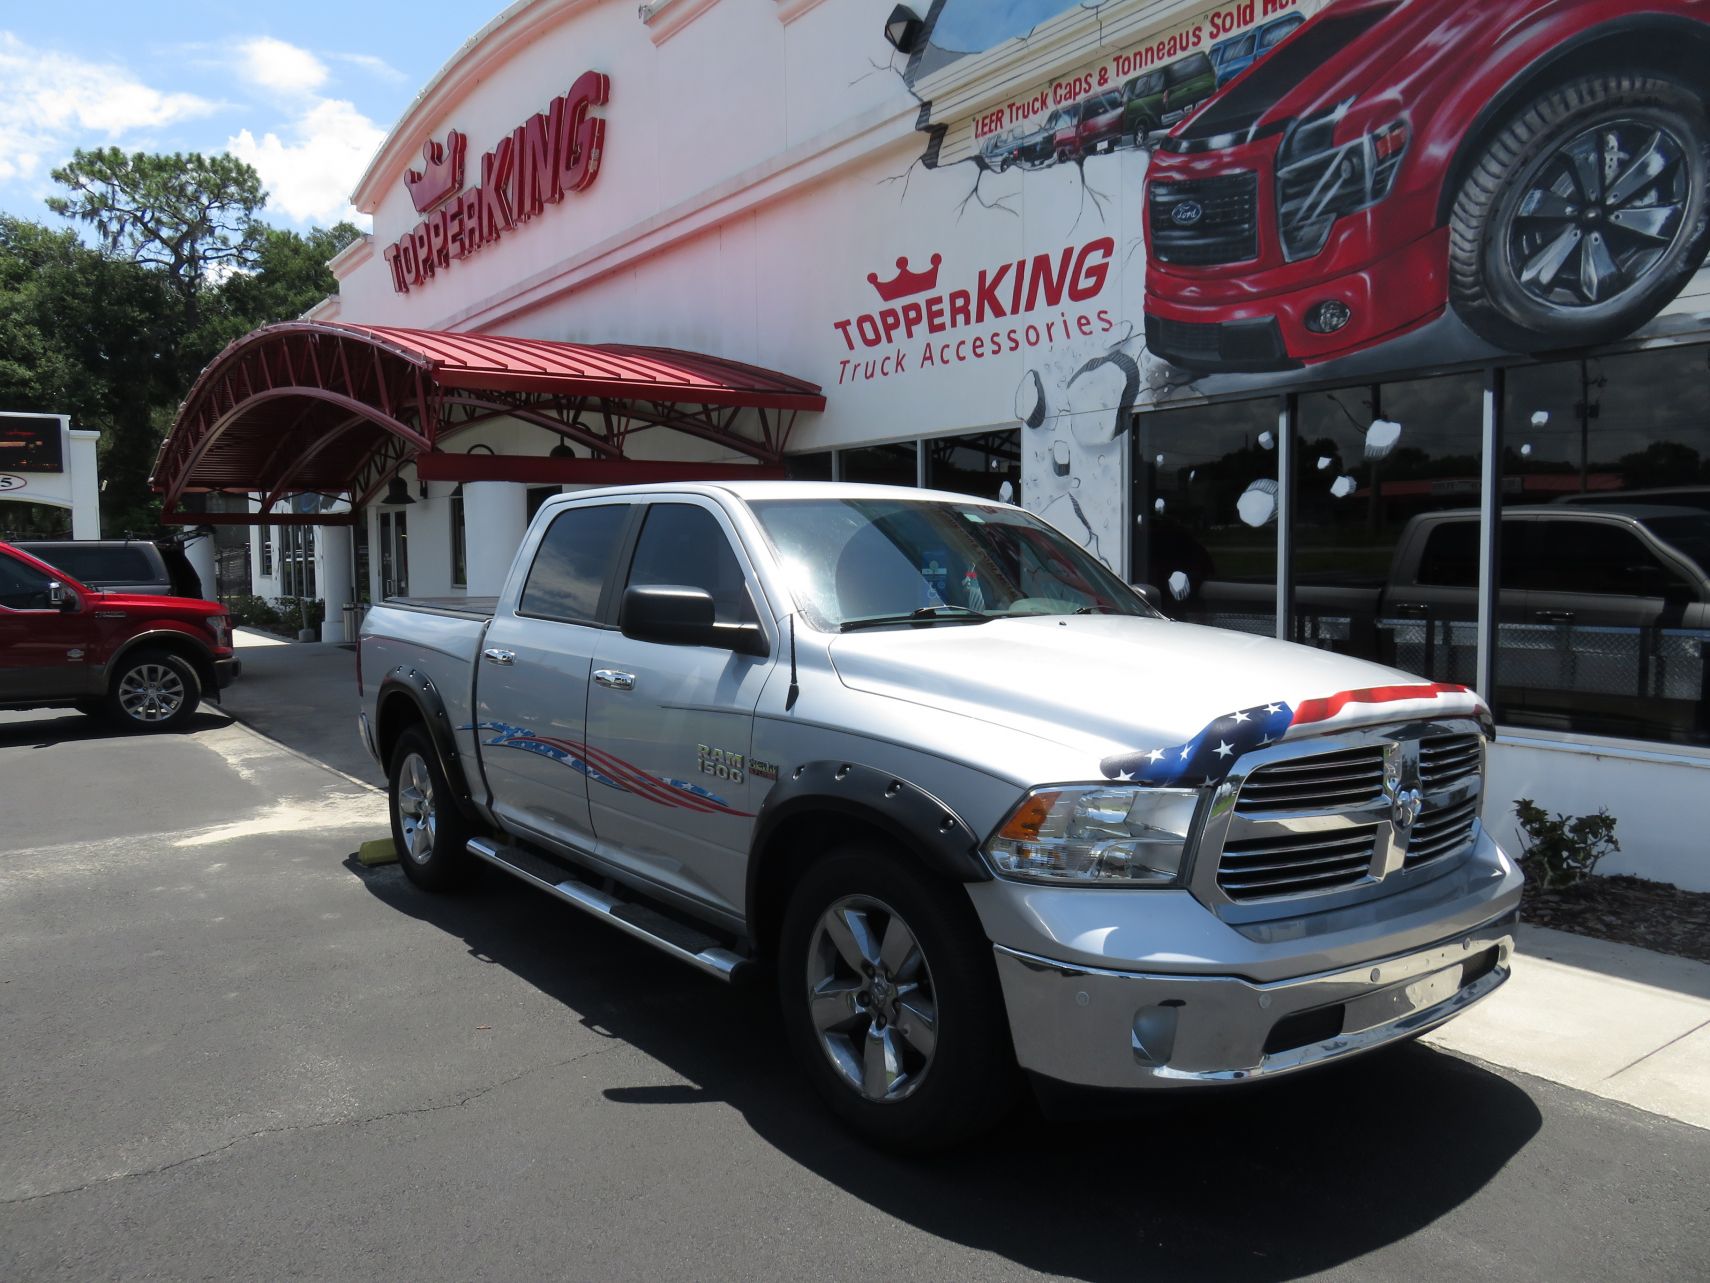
[88,591,223,618]
[827,614,1473,766]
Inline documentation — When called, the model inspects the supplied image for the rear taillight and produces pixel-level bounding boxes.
[355,635,363,697]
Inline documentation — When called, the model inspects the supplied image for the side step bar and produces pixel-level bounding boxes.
[466,836,750,982]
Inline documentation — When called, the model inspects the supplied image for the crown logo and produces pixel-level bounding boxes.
[405,130,468,214]
[867,254,943,302]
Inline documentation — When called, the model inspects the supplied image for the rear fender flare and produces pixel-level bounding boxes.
[376,667,478,819]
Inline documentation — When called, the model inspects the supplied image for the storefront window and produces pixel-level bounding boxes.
[1133,397,1279,635]
[1293,371,1484,684]
[925,430,1020,503]
[1499,344,1710,744]
[450,488,467,588]
[840,442,918,488]
[785,452,832,481]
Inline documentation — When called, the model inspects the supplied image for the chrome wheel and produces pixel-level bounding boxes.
[1507,118,1690,310]
[117,663,186,723]
[805,895,938,1104]
[396,752,437,864]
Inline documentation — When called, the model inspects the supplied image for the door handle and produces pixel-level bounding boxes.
[1535,609,1575,625]
[593,669,636,691]
[482,648,515,665]
[1391,603,1429,619]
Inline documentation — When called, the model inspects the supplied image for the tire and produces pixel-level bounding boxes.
[388,726,472,892]
[1449,73,1710,353]
[776,843,1019,1151]
[104,647,201,732]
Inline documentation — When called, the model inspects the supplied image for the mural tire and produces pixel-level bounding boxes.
[1449,73,1710,353]
[776,842,1019,1152]
[388,726,473,892]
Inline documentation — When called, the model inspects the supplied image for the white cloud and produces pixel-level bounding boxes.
[229,97,383,225]
[329,51,405,83]
[0,32,218,180]
[233,36,328,96]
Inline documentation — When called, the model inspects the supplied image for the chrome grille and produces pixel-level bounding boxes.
[1218,825,1378,901]
[1404,796,1480,868]
[1236,745,1385,812]
[1420,734,1481,790]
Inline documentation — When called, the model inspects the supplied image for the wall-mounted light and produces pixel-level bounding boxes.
[549,441,577,460]
[382,477,416,506]
[884,5,926,54]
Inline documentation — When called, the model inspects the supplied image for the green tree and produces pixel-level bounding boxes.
[47,148,266,335]
[202,221,363,356]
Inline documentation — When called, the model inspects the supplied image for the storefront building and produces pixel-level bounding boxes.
[152,0,1710,888]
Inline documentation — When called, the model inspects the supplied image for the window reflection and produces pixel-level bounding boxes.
[925,430,1020,504]
[1500,345,1710,744]
[1133,397,1279,634]
[1293,371,1485,684]
[840,442,918,488]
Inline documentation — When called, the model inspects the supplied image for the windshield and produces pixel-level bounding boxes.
[750,497,1154,631]
[1641,516,1710,580]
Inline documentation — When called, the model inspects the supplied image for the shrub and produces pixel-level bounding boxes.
[221,594,281,629]
[1513,799,1620,889]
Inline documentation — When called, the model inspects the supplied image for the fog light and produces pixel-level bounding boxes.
[1131,1001,1182,1067]
[1305,299,1352,334]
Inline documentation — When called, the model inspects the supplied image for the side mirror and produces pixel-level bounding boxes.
[620,585,768,657]
[47,581,69,610]
[1132,582,1164,611]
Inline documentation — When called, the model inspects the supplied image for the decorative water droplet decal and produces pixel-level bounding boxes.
[1168,571,1191,600]
[1258,431,1275,450]
[1531,410,1550,428]
[1051,441,1072,475]
[1519,443,1533,457]
[1330,475,1357,499]
[998,480,1015,503]
[1155,453,1165,466]
[1317,456,1332,470]
[1015,370,1047,429]
[1154,497,1166,514]
[1365,419,1402,461]
[1188,469,1196,481]
[1237,479,1278,528]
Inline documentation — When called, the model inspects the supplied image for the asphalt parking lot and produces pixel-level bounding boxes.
[2,707,1707,1282]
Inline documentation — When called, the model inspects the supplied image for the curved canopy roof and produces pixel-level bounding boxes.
[151,321,824,522]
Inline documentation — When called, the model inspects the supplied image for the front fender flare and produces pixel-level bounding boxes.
[746,760,991,931]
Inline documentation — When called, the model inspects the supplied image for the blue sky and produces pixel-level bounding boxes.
[0,3,486,232]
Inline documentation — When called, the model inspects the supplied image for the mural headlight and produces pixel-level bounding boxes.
[1305,299,1353,334]
[1276,106,1409,261]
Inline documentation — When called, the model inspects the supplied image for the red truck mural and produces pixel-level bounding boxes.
[1143,0,1710,373]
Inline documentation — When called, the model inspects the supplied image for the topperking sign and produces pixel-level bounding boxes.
[384,70,610,294]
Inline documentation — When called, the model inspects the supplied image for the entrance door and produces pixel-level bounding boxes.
[378,511,409,599]
[474,500,633,855]
[584,500,774,917]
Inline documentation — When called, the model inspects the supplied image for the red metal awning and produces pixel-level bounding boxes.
[151,321,825,523]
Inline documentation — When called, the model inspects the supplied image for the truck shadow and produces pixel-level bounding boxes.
[0,708,231,748]
[347,858,1543,1283]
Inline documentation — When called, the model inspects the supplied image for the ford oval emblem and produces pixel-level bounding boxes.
[1170,201,1204,226]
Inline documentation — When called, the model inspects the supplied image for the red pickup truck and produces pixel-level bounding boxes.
[0,541,239,731]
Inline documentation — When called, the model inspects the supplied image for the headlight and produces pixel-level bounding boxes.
[1276,104,1408,261]
[209,615,231,647]
[984,785,1199,886]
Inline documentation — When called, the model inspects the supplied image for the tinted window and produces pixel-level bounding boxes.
[27,544,158,584]
[1127,72,1163,97]
[1217,33,1255,62]
[1416,522,1478,588]
[626,504,755,625]
[0,552,54,609]
[1509,520,1683,596]
[519,504,628,622]
[1259,17,1301,49]
[1643,516,1710,579]
[1164,53,1213,88]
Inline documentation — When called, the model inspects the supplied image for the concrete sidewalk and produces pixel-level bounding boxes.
[219,629,1710,1131]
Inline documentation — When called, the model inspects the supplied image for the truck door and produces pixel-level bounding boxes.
[0,550,91,701]
[583,499,774,917]
[472,501,633,856]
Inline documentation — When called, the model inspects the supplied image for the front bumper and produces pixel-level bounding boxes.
[1143,224,1450,373]
[996,909,1515,1089]
[213,657,242,689]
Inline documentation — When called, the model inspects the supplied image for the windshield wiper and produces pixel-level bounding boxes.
[840,605,991,632]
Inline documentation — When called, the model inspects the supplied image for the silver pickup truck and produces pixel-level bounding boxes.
[359,481,1521,1149]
